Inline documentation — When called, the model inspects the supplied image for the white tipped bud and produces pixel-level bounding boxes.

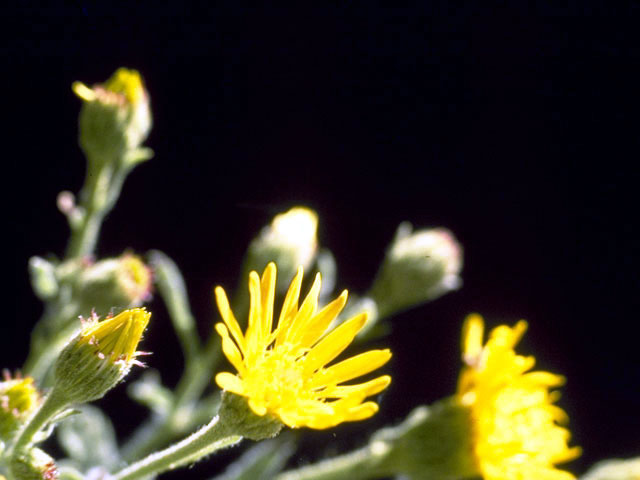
[370,223,463,317]
[246,207,319,288]
[582,457,640,480]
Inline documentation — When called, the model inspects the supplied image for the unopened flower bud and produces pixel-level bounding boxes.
[366,400,477,480]
[246,207,318,287]
[75,253,152,316]
[73,68,152,165]
[28,256,58,301]
[582,457,640,480]
[54,309,151,404]
[369,223,462,318]
[0,374,41,441]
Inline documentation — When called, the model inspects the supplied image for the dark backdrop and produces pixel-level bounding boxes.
[8,4,640,478]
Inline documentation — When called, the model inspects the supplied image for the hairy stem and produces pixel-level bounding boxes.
[113,415,241,480]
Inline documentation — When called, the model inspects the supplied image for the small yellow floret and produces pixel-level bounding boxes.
[104,67,145,105]
[458,314,581,480]
[214,262,391,429]
[79,308,151,363]
[118,254,153,303]
[0,377,39,418]
[72,68,145,106]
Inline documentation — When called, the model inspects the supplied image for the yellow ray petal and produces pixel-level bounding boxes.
[303,313,368,374]
[284,272,322,344]
[112,315,133,359]
[72,81,97,101]
[246,271,263,355]
[215,372,244,395]
[248,397,268,416]
[215,323,246,375]
[294,290,348,348]
[214,286,245,355]
[524,371,566,387]
[317,375,391,399]
[344,401,379,422]
[309,349,392,389]
[275,267,304,346]
[462,313,484,366]
[260,263,277,342]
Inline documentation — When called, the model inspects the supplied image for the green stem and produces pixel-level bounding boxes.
[113,416,242,480]
[9,388,67,456]
[65,160,129,260]
[66,209,105,259]
[122,335,222,461]
[65,161,109,259]
[276,447,381,480]
[174,335,221,406]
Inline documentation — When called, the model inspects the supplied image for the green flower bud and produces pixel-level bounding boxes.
[9,447,58,480]
[367,399,477,480]
[74,253,153,316]
[582,457,640,480]
[0,374,41,441]
[53,309,151,404]
[72,68,152,165]
[28,257,59,301]
[246,207,319,290]
[369,223,462,318]
[277,399,475,480]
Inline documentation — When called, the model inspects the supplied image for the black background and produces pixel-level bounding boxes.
[7,3,640,478]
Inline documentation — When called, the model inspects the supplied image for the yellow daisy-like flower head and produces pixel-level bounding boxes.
[214,262,392,429]
[458,314,581,480]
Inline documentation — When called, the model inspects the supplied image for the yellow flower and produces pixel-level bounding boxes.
[458,314,581,480]
[0,376,39,418]
[72,68,146,106]
[78,308,151,363]
[117,253,153,304]
[0,375,41,439]
[104,68,146,105]
[53,309,151,405]
[214,262,391,429]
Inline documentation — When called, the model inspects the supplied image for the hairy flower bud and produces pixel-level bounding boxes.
[370,223,462,317]
[246,207,319,289]
[53,309,151,404]
[75,253,152,315]
[366,400,477,480]
[582,457,640,480]
[73,68,152,165]
[28,257,59,301]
